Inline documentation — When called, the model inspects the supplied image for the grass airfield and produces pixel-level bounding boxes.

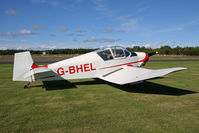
[0,61,199,133]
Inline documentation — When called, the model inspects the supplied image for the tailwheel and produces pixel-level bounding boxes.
[24,82,31,89]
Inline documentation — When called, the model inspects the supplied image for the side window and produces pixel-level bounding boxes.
[113,48,125,58]
[97,50,113,61]
[124,49,130,57]
[131,52,137,56]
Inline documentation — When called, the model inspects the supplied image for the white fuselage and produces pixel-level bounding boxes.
[48,51,148,80]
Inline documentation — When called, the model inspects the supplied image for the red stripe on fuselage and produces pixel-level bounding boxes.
[128,66,152,70]
[32,63,48,69]
[99,53,149,70]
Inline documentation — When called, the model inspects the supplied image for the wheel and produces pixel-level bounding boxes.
[24,85,28,88]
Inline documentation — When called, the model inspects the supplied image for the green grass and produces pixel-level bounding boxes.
[0,62,199,133]
[150,55,199,60]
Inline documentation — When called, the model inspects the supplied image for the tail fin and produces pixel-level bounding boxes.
[13,51,33,81]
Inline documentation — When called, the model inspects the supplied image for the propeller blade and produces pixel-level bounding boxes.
[148,51,158,56]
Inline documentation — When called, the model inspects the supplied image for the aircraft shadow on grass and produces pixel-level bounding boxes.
[31,79,197,96]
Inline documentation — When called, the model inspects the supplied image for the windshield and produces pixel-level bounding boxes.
[112,46,125,58]
[125,49,130,56]
[97,49,113,61]
[97,46,131,60]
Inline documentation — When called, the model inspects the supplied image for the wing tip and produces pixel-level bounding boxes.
[176,67,187,70]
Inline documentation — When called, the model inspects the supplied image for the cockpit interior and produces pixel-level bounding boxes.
[97,46,137,61]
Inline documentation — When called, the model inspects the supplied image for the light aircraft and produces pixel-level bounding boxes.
[13,46,186,88]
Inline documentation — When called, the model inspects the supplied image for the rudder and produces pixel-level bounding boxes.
[13,51,33,81]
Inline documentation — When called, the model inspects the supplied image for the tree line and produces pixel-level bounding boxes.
[0,46,198,56]
[0,48,96,55]
[127,46,199,56]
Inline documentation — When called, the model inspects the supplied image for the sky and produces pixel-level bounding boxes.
[0,0,199,49]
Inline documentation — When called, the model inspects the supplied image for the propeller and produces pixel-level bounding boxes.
[148,51,158,57]
[141,51,158,66]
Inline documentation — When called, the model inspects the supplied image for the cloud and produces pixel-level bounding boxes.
[77,29,87,33]
[65,33,84,36]
[137,7,148,13]
[117,43,153,49]
[188,19,199,26]
[138,19,199,37]
[76,0,84,3]
[0,32,16,37]
[104,27,113,33]
[83,37,120,43]
[93,0,107,12]
[21,39,27,42]
[91,0,148,32]
[19,29,36,35]
[65,33,74,36]
[140,27,183,37]
[0,43,59,50]
[0,46,8,50]
[39,45,56,49]
[117,29,126,32]
[5,9,18,15]
[0,38,12,41]
[33,25,45,30]
[120,18,138,31]
[110,5,149,32]
[32,0,59,6]
[32,0,46,3]
[77,34,84,36]
[32,0,75,10]
[129,41,186,49]
[155,27,183,33]
[92,0,114,18]
[73,39,78,42]
[139,19,198,37]
[0,30,35,37]
[59,27,68,32]
[49,34,56,37]
[143,44,151,48]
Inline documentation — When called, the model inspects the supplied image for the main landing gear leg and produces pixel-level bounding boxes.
[24,82,31,88]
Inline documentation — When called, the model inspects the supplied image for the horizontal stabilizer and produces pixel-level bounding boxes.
[24,67,61,81]
[99,67,186,85]
[23,67,51,79]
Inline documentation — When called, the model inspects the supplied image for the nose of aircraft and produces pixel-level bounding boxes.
[143,52,149,62]
[140,53,149,66]
[133,51,157,66]
[142,51,158,66]
[133,52,149,62]
[139,51,158,66]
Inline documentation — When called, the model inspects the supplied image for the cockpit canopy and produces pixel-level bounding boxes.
[97,46,132,61]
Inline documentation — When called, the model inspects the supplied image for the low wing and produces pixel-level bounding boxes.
[99,66,186,85]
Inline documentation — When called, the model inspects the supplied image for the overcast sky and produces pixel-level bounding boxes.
[0,0,199,49]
